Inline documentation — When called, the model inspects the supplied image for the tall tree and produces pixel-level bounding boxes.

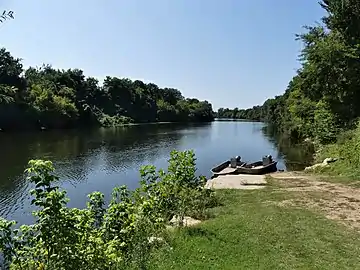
[0,48,214,130]
[227,0,360,142]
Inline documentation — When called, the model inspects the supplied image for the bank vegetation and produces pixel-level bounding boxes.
[0,150,219,269]
[217,0,360,178]
[0,49,214,130]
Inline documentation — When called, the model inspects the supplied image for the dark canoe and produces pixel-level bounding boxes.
[211,160,247,176]
[236,161,278,175]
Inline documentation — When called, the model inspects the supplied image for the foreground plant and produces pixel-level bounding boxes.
[0,150,215,269]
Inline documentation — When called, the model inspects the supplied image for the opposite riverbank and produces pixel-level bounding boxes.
[0,47,214,132]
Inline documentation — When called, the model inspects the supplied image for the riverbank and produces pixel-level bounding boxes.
[2,145,359,268]
[150,171,360,269]
[298,122,360,181]
[0,47,215,132]
[0,119,215,132]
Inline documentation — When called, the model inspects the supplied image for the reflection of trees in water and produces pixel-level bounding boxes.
[261,125,315,170]
[0,123,211,218]
[97,122,211,173]
[0,131,94,217]
[98,124,184,173]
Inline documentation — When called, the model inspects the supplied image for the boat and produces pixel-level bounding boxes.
[211,156,246,176]
[236,155,277,175]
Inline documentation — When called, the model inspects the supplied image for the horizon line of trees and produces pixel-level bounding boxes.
[218,0,360,144]
[216,106,262,120]
[0,48,214,130]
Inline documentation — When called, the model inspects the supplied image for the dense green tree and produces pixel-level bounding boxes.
[219,0,360,144]
[0,49,214,130]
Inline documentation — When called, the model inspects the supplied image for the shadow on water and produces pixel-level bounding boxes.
[261,125,315,171]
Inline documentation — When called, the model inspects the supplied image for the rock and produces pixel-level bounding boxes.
[305,157,338,171]
[148,236,164,244]
[304,163,327,171]
[169,216,201,227]
[322,157,338,164]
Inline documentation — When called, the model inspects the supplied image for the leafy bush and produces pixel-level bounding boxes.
[0,48,214,130]
[0,150,215,269]
[313,100,338,144]
[98,114,134,127]
[315,121,360,178]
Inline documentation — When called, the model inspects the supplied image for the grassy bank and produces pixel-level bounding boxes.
[309,122,360,180]
[150,178,360,269]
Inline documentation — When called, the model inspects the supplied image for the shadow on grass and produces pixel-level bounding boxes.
[183,226,239,245]
[185,227,216,238]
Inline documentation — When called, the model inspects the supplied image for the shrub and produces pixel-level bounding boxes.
[98,114,134,127]
[313,100,338,144]
[0,150,215,269]
[315,121,360,178]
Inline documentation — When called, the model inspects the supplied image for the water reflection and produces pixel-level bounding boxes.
[261,125,315,170]
[0,123,206,223]
[0,121,311,224]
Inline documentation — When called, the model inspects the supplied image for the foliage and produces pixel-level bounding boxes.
[315,121,360,177]
[0,50,214,130]
[216,106,262,121]
[98,114,134,127]
[217,0,360,145]
[313,100,338,144]
[0,150,216,269]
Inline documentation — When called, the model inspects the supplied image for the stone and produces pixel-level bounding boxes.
[169,216,201,227]
[304,157,338,171]
[148,236,164,244]
[304,163,327,171]
[323,157,338,164]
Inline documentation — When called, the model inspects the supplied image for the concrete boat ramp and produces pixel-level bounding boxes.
[205,174,267,190]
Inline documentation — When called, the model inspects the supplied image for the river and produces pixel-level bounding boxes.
[0,120,313,225]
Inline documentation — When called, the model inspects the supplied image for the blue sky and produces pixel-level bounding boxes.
[1,0,325,110]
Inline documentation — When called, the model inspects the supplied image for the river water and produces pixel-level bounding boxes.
[0,121,312,225]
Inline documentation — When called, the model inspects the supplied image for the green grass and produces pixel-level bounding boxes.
[312,143,360,182]
[150,188,360,269]
[312,125,360,180]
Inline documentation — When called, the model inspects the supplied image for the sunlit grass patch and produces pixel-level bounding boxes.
[150,188,360,269]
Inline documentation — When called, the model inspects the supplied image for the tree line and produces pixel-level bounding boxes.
[218,0,360,144]
[216,106,262,121]
[0,48,214,130]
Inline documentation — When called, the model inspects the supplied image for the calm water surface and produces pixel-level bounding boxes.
[0,121,311,224]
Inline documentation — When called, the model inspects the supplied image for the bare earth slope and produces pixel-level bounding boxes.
[268,172,360,231]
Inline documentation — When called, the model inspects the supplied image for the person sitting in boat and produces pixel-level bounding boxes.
[262,155,273,166]
[230,156,241,168]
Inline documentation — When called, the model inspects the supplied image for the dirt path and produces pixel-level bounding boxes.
[268,172,360,231]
